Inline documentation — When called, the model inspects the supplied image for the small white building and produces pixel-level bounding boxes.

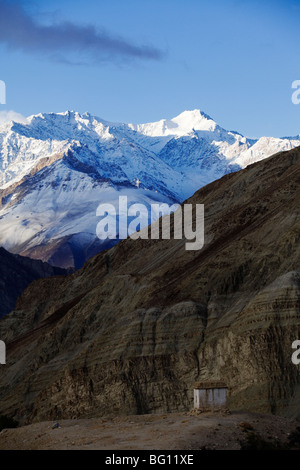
[194,381,227,410]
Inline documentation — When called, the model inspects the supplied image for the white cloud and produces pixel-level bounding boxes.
[0,110,27,126]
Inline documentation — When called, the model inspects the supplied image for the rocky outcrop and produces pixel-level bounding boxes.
[0,147,299,423]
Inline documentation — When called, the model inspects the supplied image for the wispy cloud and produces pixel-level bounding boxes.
[0,110,27,126]
[0,0,165,65]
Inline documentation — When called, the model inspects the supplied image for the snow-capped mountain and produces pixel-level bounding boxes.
[0,109,299,268]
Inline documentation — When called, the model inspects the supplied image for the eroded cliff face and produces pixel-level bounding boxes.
[0,147,299,423]
[199,271,300,416]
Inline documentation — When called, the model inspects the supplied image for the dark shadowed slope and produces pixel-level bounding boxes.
[0,146,299,423]
[0,247,68,318]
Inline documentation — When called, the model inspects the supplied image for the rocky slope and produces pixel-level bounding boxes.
[0,146,299,423]
[0,247,67,318]
[0,110,299,268]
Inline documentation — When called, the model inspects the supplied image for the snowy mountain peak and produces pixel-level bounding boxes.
[171,109,217,133]
[0,107,299,268]
[0,108,218,142]
[127,109,219,138]
[0,108,299,193]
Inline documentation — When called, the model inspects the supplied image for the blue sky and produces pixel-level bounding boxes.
[0,0,299,138]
